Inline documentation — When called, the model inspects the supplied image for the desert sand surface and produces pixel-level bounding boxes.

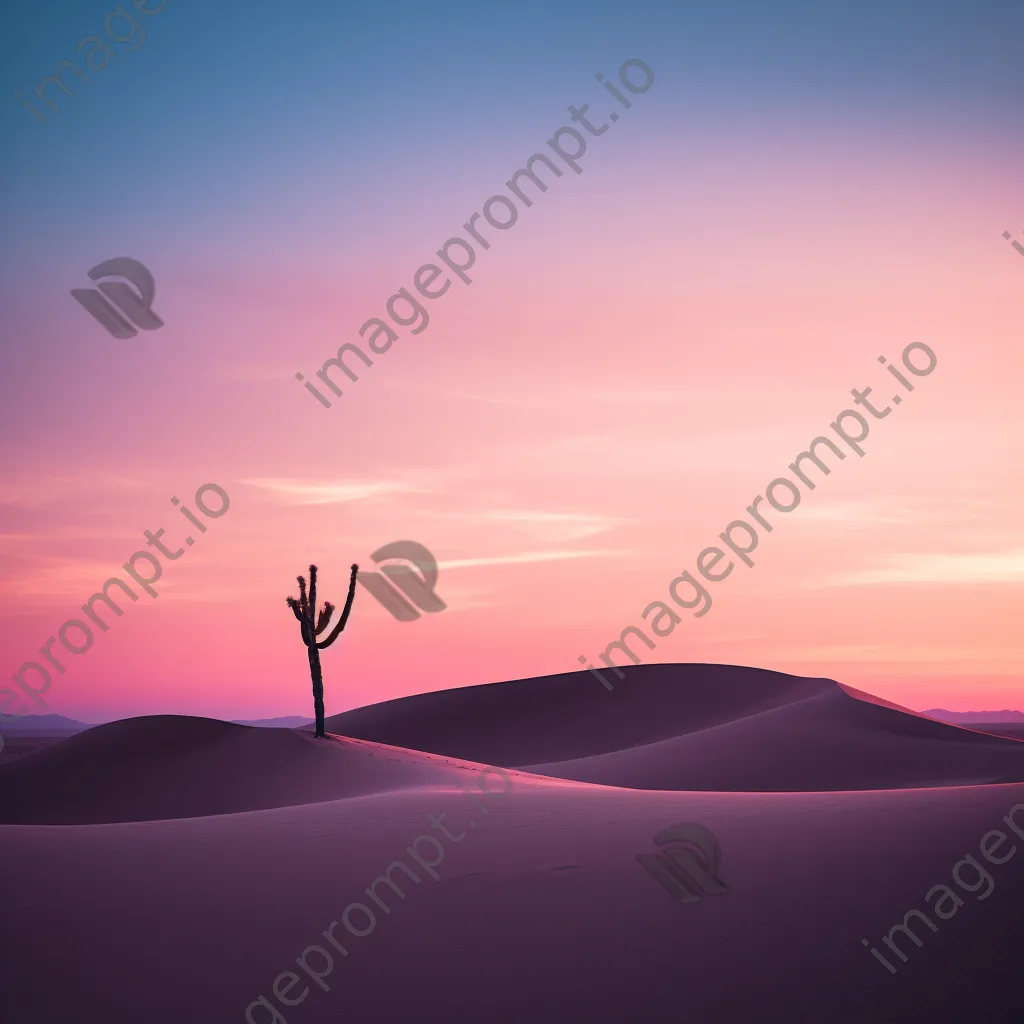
[2,664,1022,1024]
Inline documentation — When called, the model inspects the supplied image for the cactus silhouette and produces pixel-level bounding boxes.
[285,563,359,738]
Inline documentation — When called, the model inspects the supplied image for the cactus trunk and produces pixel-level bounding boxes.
[308,643,325,738]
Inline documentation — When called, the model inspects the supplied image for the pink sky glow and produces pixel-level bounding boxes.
[1,121,1021,724]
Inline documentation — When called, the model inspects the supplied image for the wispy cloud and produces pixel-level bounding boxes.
[826,547,1024,585]
[382,381,727,410]
[241,478,427,505]
[150,581,261,603]
[484,428,796,478]
[764,644,884,661]
[482,509,624,542]
[438,548,634,571]
[0,557,129,600]
[799,499,989,527]
[767,643,1024,665]
[0,475,154,507]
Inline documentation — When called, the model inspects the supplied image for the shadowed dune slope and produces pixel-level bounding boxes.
[325,664,1024,792]
[0,715,466,825]
[324,664,831,764]
[523,684,1024,791]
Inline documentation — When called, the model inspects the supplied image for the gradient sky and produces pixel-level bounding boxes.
[0,0,1021,724]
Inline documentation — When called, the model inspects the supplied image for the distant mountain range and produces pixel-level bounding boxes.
[1,714,90,735]
[924,709,1024,723]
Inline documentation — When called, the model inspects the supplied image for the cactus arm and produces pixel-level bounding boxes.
[316,602,336,635]
[316,564,359,649]
[287,595,315,646]
[308,565,318,622]
[297,576,308,617]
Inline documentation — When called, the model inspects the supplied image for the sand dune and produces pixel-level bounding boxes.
[522,683,1024,791]
[0,715,480,825]
[325,664,1024,792]
[2,665,1023,1023]
[324,664,845,764]
[5,666,1023,828]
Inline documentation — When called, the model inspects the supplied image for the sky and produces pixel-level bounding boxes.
[0,0,1022,725]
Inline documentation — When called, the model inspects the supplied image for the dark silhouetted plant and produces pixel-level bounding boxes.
[286,563,359,738]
